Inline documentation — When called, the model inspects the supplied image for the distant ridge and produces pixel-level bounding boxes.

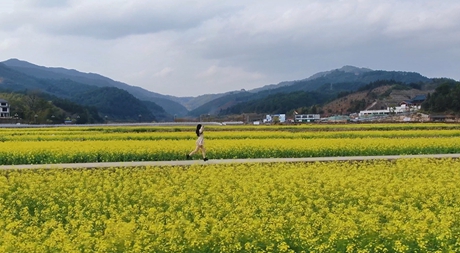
[249,65,373,93]
[2,58,189,116]
[1,59,436,120]
[189,66,431,116]
[306,65,373,80]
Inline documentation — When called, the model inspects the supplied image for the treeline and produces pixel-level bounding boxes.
[0,90,102,124]
[221,79,430,117]
[422,79,460,113]
[357,80,422,92]
[1,85,171,123]
[221,91,332,115]
[72,87,157,122]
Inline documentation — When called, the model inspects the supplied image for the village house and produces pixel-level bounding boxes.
[399,94,427,111]
[0,99,10,118]
[359,94,427,117]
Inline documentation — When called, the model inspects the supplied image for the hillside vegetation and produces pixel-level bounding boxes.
[2,59,458,120]
[0,63,169,122]
[0,91,101,124]
[422,79,460,113]
[191,68,432,117]
[1,60,185,118]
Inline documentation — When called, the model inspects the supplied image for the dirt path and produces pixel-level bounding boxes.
[1,154,460,170]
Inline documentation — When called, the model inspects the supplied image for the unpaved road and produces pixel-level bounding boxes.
[1,154,460,170]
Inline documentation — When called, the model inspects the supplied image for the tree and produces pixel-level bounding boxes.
[421,81,460,113]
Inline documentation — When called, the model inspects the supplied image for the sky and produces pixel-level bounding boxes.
[1,0,459,97]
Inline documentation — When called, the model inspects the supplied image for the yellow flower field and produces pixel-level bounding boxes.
[1,158,460,252]
[1,137,460,165]
[3,129,460,141]
[1,123,460,164]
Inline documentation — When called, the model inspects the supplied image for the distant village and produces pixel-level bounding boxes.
[258,94,458,124]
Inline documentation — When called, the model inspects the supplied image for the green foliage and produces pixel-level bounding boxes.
[221,91,332,115]
[50,97,102,123]
[409,83,422,90]
[37,78,98,98]
[360,70,430,84]
[377,89,392,99]
[189,90,255,116]
[142,100,169,121]
[357,80,400,92]
[392,84,412,90]
[422,80,460,113]
[0,60,174,122]
[1,91,103,124]
[1,60,180,119]
[148,97,188,117]
[337,91,351,99]
[193,69,431,117]
[347,99,367,113]
[1,60,442,120]
[72,87,156,122]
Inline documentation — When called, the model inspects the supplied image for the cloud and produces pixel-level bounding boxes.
[0,38,12,50]
[196,65,266,90]
[178,1,460,79]
[154,67,173,77]
[0,0,240,39]
[193,1,460,56]
[24,0,71,8]
[1,0,460,97]
[0,1,14,14]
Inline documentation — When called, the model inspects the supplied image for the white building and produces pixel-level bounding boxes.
[359,109,391,117]
[359,95,426,118]
[359,105,420,117]
[263,114,286,123]
[295,114,321,123]
[0,99,10,118]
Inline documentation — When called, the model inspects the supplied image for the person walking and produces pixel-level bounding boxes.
[186,124,208,161]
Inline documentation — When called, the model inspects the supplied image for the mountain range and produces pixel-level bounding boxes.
[0,58,446,122]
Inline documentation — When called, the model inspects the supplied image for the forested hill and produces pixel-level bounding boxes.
[71,87,157,122]
[190,67,432,116]
[422,79,460,113]
[0,63,168,122]
[0,91,102,124]
[3,59,452,120]
[222,91,331,115]
[2,59,188,117]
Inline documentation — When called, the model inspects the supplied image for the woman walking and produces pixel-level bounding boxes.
[186,124,208,161]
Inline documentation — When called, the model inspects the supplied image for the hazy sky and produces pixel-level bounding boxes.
[1,0,459,97]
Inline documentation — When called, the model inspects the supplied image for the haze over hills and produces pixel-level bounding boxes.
[1,59,189,117]
[0,62,164,122]
[1,58,453,122]
[189,66,432,117]
[248,65,373,93]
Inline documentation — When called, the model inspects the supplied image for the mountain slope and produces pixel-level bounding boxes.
[320,81,434,115]
[72,87,156,122]
[189,90,253,116]
[191,66,431,116]
[2,60,437,120]
[0,63,168,121]
[0,63,52,91]
[273,69,430,94]
[222,91,332,115]
[1,90,103,124]
[249,66,373,93]
[2,58,189,116]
